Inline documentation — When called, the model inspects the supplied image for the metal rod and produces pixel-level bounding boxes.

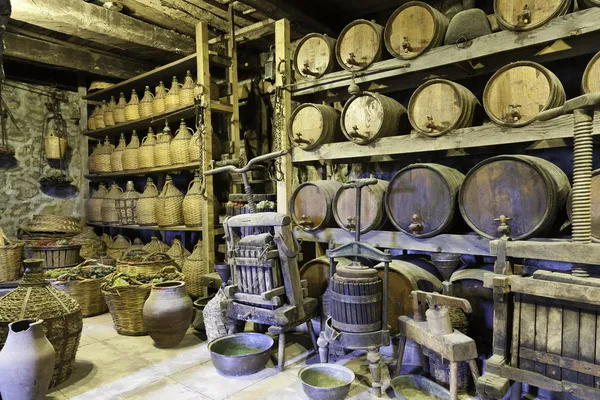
[354,183,362,243]
[383,259,389,332]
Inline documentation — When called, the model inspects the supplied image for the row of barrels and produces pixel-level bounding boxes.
[294,0,577,78]
[289,155,600,241]
[290,56,600,148]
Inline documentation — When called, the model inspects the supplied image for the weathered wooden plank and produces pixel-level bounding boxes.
[208,19,276,45]
[490,239,600,266]
[534,297,549,377]
[518,348,600,379]
[493,277,510,359]
[519,295,536,372]
[85,161,201,180]
[107,0,198,36]
[161,0,230,32]
[292,114,600,163]
[11,0,196,55]
[578,309,596,387]
[294,228,491,256]
[78,74,89,221]
[546,302,563,380]
[511,294,522,367]
[563,305,580,383]
[3,32,152,79]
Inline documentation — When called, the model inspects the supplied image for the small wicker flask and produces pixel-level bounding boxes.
[180,70,195,106]
[156,175,184,227]
[125,89,141,121]
[139,86,154,118]
[122,131,140,171]
[95,136,113,173]
[95,101,107,129]
[137,177,159,226]
[114,92,127,123]
[138,128,156,169]
[153,81,168,115]
[155,121,172,167]
[110,133,126,172]
[171,119,193,165]
[103,96,116,126]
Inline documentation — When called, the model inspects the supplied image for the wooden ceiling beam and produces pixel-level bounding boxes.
[160,0,230,32]
[10,0,196,55]
[3,31,153,79]
[109,0,198,36]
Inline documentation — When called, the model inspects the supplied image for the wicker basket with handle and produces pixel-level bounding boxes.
[179,70,195,106]
[143,236,170,253]
[137,178,158,226]
[86,183,108,223]
[95,101,107,130]
[101,233,113,249]
[101,183,123,224]
[122,131,140,171]
[183,171,203,227]
[0,227,24,282]
[165,76,181,111]
[117,249,176,276]
[138,128,156,169]
[154,122,172,167]
[44,130,68,161]
[125,89,141,121]
[171,119,192,165]
[103,96,116,127]
[95,136,113,173]
[110,133,126,172]
[139,86,154,118]
[182,241,203,298]
[114,92,127,123]
[72,227,103,259]
[166,238,190,269]
[116,181,140,225]
[107,234,131,259]
[153,81,168,115]
[87,106,98,131]
[156,175,184,227]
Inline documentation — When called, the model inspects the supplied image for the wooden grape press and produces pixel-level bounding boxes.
[204,150,319,372]
[316,178,392,397]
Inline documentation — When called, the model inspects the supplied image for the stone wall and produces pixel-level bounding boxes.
[0,80,82,237]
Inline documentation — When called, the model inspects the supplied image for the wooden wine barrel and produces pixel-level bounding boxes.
[579,0,600,9]
[384,1,449,60]
[293,33,337,80]
[483,61,565,127]
[290,180,343,232]
[459,155,571,240]
[333,179,388,234]
[566,169,600,242]
[341,91,407,145]
[375,258,443,335]
[288,104,342,150]
[408,79,480,136]
[494,0,571,31]
[386,164,465,238]
[582,51,600,94]
[335,19,384,72]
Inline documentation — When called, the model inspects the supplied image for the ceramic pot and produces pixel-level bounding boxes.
[143,281,192,348]
[0,319,55,400]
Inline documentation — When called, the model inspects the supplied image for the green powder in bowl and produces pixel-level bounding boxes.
[220,343,263,356]
[301,370,349,388]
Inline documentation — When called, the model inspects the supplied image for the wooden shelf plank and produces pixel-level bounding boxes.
[88,222,225,235]
[289,8,600,98]
[85,162,200,180]
[84,53,232,101]
[294,228,491,256]
[490,239,600,265]
[84,101,233,138]
[292,113,600,163]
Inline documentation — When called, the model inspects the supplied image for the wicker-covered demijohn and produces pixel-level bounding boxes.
[182,241,204,298]
[116,181,140,225]
[125,89,141,121]
[114,92,127,124]
[143,236,170,253]
[166,238,190,269]
[137,178,159,226]
[95,136,113,173]
[122,131,140,171]
[171,119,193,165]
[183,171,204,227]
[72,226,103,259]
[153,81,168,115]
[0,258,83,387]
[139,86,154,118]
[0,227,24,282]
[111,133,126,172]
[107,234,131,260]
[87,183,108,223]
[138,128,156,169]
[155,122,172,167]
[101,183,123,225]
[156,175,184,227]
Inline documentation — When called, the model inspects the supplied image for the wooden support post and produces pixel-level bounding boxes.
[78,73,89,222]
[228,3,241,194]
[197,22,215,274]
[275,19,292,215]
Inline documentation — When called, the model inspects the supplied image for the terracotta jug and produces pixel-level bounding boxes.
[143,281,192,348]
[0,319,55,400]
[165,76,182,111]
[114,92,127,123]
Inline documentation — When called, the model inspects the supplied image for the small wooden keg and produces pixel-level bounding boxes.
[341,91,407,145]
[494,0,571,31]
[290,180,343,232]
[582,51,600,94]
[384,1,449,60]
[288,104,342,150]
[459,155,570,240]
[299,256,352,318]
[332,179,388,234]
[293,33,337,79]
[408,79,480,136]
[483,61,565,127]
[386,164,465,237]
[335,19,384,72]
[567,169,600,242]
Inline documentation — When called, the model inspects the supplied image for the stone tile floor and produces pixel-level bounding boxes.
[47,313,394,400]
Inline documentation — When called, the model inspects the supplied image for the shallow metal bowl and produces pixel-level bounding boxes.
[299,363,355,400]
[208,333,273,377]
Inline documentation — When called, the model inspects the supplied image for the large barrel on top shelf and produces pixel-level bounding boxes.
[375,258,443,335]
[289,104,342,150]
[459,155,571,240]
[384,1,449,60]
[408,79,480,137]
[579,0,600,8]
[386,164,465,238]
[483,61,565,127]
[333,179,388,234]
[341,91,407,145]
[293,33,337,80]
[290,180,343,232]
[335,19,384,72]
[582,51,600,94]
[494,0,571,31]
[566,169,600,242]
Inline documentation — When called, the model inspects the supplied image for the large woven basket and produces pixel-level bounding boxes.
[101,183,123,224]
[182,241,204,298]
[110,133,126,172]
[179,70,195,106]
[0,228,23,282]
[24,215,82,235]
[114,92,127,124]
[122,131,140,171]
[153,81,168,115]
[125,89,141,121]
[44,131,68,161]
[139,86,154,118]
[138,128,156,169]
[154,124,172,167]
[143,236,170,253]
[117,249,175,276]
[103,96,116,127]
[183,173,203,227]
[171,119,192,165]
[95,102,107,129]
[156,176,184,227]
[107,235,131,260]
[116,181,140,225]
[165,76,181,111]
[166,238,190,269]
[101,267,183,336]
[137,178,158,226]
[87,183,108,223]
[28,244,82,269]
[95,137,113,173]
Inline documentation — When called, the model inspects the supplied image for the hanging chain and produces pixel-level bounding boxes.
[194,84,208,197]
[270,58,287,182]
